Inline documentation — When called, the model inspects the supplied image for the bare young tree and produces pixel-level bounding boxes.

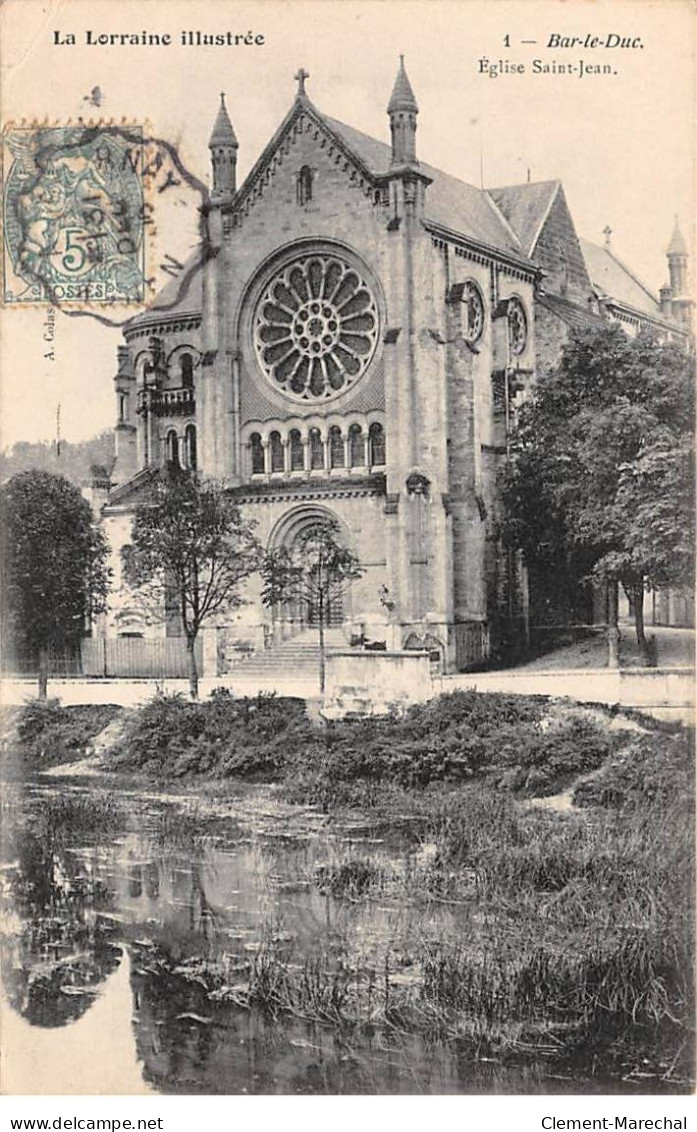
[123,467,260,698]
[260,521,363,692]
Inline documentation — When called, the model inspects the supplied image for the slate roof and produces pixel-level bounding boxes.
[537,292,605,330]
[209,93,238,147]
[579,238,662,319]
[667,218,688,257]
[387,57,418,113]
[128,101,543,331]
[125,252,204,330]
[486,181,560,257]
[324,115,527,260]
[106,465,158,506]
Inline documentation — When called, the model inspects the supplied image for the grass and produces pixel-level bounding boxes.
[6,686,694,1087]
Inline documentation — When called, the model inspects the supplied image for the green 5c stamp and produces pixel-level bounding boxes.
[2,123,146,306]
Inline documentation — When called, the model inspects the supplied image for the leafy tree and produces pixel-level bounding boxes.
[260,521,363,692]
[0,470,110,698]
[500,324,694,662]
[123,467,259,698]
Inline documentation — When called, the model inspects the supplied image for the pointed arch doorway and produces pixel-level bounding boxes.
[267,505,353,638]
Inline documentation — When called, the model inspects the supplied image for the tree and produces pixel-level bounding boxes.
[260,521,363,692]
[0,470,110,698]
[500,324,694,663]
[123,467,259,698]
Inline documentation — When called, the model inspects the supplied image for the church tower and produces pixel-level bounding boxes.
[665,218,693,328]
[209,92,238,200]
[387,55,419,166]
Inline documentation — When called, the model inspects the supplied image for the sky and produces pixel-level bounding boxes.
[1,0,694,449]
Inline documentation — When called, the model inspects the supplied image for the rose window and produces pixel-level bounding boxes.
[461,281,485,343]
[255,254,379,401]
[507,298,528,356]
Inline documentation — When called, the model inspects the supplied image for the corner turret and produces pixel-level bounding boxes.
[209,92,238,200]
[663,218,693,329]
[387,56,419,166]
[667,217,688,296]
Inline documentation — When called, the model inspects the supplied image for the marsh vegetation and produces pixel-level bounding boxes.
[1,691,693,1093]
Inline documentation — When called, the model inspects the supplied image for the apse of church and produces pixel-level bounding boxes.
[103,59,688,670]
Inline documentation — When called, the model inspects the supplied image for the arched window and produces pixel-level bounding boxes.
[349,423,365,467]
[166,429,179,467]
[118,393,127,423]
[289,429,304,471]
[269,430,284,473]
[368,422,386,467]
[309,428,324,470]
[329,426,344,469]
[180,352,194,389]
[184,424,197,470]
[297,165,313,206]
[250,432,264,475]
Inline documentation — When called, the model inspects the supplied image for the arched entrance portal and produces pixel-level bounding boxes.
[267,505,353,638]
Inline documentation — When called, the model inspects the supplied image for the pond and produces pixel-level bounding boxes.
[0,768,672,1095]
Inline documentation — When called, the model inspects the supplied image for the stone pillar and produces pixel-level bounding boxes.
[200,627,219,677]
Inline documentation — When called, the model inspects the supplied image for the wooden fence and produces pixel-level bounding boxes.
[81,637,202,679]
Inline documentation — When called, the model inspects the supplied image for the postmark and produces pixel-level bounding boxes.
[2,123,146,306]
[2,121,210,326]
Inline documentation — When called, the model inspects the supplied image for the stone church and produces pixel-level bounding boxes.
[100,60,691,672]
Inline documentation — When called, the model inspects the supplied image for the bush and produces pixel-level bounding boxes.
[15,699,121,766]
[573,730,694,810]
[112,689,314,780]
[282,694,613,804]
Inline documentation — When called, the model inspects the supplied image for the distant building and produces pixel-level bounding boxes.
[101,62,692,670]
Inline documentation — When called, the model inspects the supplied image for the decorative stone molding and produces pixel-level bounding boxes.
[254,252,379,403]
[406,470,431,496]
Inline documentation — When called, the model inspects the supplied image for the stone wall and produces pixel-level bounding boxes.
[323,648,434,716]
[532,187,594,305]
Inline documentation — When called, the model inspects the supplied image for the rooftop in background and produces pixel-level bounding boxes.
[579,238,663,319]
[487,180,561,258]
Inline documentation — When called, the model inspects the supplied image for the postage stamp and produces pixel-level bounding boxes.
[2,123,146,306]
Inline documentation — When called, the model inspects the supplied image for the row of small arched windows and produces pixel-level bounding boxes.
[250,422,385,476]
[166,425,197,470]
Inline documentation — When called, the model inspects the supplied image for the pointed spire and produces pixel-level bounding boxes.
[387,56,419,166]
[388,55,418,114]
[667,216,688,257]
[209,92,238,149]
[209,93,238,200]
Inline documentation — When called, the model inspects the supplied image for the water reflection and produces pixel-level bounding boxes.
[0,776,658,1095]
[1,796,121,1029]
[1,951,153,1094]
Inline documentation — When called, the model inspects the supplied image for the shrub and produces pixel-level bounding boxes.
[15,700,121,766]
[573,730,694,810]
[111,689,314,780]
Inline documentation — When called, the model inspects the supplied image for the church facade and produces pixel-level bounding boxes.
[101,61,691,671]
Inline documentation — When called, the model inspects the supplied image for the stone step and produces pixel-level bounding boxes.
[226,629,348,676]
[226,624,350,674]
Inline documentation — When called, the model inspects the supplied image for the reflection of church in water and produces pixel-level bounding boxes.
[101,61,691,670]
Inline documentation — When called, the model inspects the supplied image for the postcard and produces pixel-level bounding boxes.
[1,0,694,1112]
